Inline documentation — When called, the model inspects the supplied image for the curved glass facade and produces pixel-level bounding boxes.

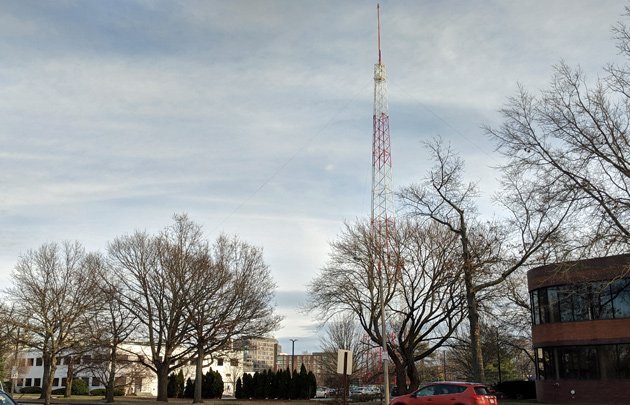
[536,344,630,381]
[530,278,630,325]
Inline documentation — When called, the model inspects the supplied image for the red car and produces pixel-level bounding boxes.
[389,382,498,405]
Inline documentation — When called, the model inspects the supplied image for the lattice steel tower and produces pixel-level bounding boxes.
[371,4,393,404]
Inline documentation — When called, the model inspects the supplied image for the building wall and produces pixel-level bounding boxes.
[276,352,327,384]
[528,254,630,404]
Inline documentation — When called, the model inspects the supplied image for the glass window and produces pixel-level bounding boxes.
[61,378,67,387]
[25,378,32,387]
[92,377,101,386]
[542,348,556,380]
[415,385,437,396]
[217,358,224,366]
[573,284,592,321]
[547,287,560,323]
[53,378,59,387]
[34,378,41,387]
[611,279,630,318]
[0,392,19,405]
[230,359,239,367]
[539,288,550,323]
[474,386,490,395]
[27,358,34,366]
[592,281,614,320]
[617,344,630,378]
[35,358,42,366]
[558,347,599,380]
[598,345,618,379]
[558,285,576,322]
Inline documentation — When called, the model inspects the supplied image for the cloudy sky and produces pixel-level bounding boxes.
[1,0,627,353]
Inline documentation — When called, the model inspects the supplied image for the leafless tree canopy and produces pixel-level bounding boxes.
[486,10,630,253]
[187,234,281,403]
[399,139,572,383]
[107,214,280,402]
[6,242,103,405]
[307,219,464,392]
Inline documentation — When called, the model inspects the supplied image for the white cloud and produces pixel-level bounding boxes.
[1,0,627,352]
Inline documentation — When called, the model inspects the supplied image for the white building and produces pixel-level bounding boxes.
[12,337,278,397]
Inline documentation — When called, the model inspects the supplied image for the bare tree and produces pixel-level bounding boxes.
[307,219,464,393]
[187,234,281,403]
[84,262,140,403]
[318,314,364,388]
[400,139,572,383]
[485,8,630,252]
[107,214,205,402]
[6,242,103,405]
[0,303,19,384]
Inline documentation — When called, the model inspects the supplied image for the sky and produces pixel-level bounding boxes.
[0,0,627,354]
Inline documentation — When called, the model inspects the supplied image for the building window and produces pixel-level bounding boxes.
[53,378,59,387]
[34,378,41,387]
[35,357,43,366]
[531,278,630,324]
[25,378,32,387]
[16,379,23,387]
[230,359,239,367]
[617,344,630,378]
[61,378,67,387]
[92,377,101,386]
[217,358,224,366]
[611,279,630,318]
[27,358,34,366]
[538,344,630,381]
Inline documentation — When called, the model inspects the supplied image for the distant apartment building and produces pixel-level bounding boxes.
[233,336,278,373]
[276,352,328,384]
[529,254,630,404]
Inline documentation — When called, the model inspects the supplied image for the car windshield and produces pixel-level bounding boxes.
[0,392,17,405]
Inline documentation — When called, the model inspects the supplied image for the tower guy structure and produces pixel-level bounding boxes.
[371,4,393,403]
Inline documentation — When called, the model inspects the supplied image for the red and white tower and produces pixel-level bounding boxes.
[371,4,393,403]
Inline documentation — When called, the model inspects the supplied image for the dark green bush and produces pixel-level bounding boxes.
[90,388,125,397]
[51,388,65,395]
[494,380,536,399]
[72,379,89,395]
[19,386,42,394]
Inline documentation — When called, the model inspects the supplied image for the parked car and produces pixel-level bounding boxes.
[0,390,18,405]
[388,382,498,405]
[315,387,332,398]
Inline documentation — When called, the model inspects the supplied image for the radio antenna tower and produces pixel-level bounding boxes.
[371,4,393,404]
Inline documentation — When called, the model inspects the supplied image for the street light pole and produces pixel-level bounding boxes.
[290,339,298,374]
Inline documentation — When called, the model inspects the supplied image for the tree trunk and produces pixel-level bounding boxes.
[460,216,485,383]
[65,357,74,398]
[193,343,205,404]
[466,282,485,383]
[156,363,170,402]
[41,351,55,405]
[106,346,118,403]
[405,354,420,392]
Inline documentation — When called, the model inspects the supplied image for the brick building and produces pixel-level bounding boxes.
[528,254,630,404]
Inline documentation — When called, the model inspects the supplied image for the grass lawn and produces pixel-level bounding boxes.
[10,395,585,405]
